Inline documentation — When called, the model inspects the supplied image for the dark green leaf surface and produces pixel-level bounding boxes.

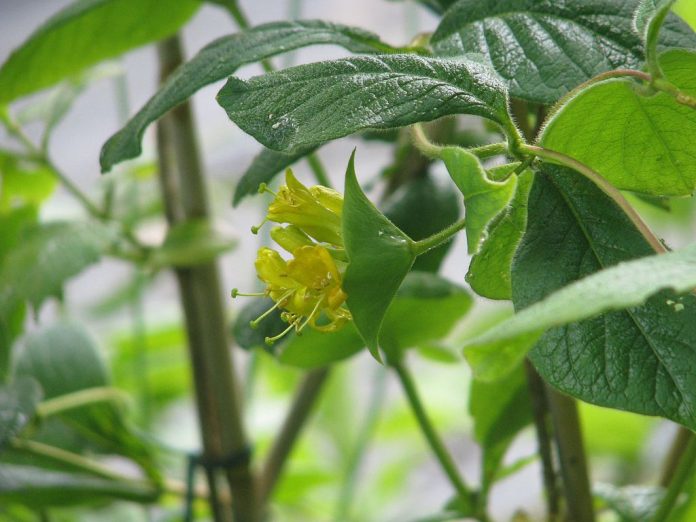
[0,379,42,449]
[342,152,414,360]
[100,20,398,171]
[0,221,113,312]
[0,465,157,505]
[467,170,533,300]
[468,166,696,429]
[441,147,517,254]
[383,174,461,272]
[541,50,696,196]
[431,0,696,103]
[217,54,511,152]
[234,145,318,206]
[0,0,200,105]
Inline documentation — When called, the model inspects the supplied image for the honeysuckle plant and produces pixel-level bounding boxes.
[3,0,696,521]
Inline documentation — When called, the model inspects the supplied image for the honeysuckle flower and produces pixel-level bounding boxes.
[260,169,343,246]
[251,245,351,343]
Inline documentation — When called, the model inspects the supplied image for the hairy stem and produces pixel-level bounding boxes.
[157,35,255,522]
[391,359,472,505]
[521,144,666,254]
[546,390,595,522]
[411,218,466,256]
[258,367,331,504]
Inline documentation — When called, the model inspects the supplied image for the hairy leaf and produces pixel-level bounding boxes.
[217,54,512,152]
[635,0,677,45]
[541,50,696,196]
[0,0,200,104]
[467,170,533,300]
[342,152,414,360]
[431,0,696,103]
[466,167,696,430]
[441,147,517,254]
[100,20,399,171]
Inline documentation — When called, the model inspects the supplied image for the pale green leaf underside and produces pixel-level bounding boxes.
[100,20,399,171]
[466,243,696,380]
[217,54,511,152]
[440,147,517,254]
[541,50,696,196]
[0,0,200,105]
[431,0,696,103]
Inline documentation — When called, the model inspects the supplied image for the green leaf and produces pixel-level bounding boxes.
[431,0,696,104]
[440,147,517,254]
[233,298,287,351]
[0,378,42,449]
[0,153,57,212]
[234,145,318,206]
[675,0,696,30]
[0,465,157,506]
[467,170,533,300]
[13,323,157,479]
[465,166,696,430]
[217,54,512,153]
[277,324,365,369]
[379,272,473,355]
[100,20,399,172]
[383,174,461,272]
[469,364,531,493]
[151,219,236,268]
[540,50,696,196]
[0,0,200,105]
[342,152,414,360]
[0,221,114,312]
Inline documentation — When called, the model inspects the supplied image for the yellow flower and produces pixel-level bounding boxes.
[251,245,351,344]
[264,170,343,246]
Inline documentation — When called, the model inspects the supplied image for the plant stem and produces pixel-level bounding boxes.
[411,218,466,256]
[524,361,561,521]
[258,367,331,504]
[660,427,694,487]
[157,35,255,522]
[130,269,151,425]
[391,359,472,504]
[652,430,696,522]
[410,123,445,158]
[520,144,666,255]
[334,366,387,522]
[36,387,127,418]
[306,151,332,188]
[546,389,595,522]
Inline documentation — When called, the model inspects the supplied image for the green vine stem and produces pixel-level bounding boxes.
[660,427,694,487]
[410,123,508,160]
[651,431,696,522]
[411,218,467,256]
[390,359,473,511]
[258,367,331,504]
[36,387,128,418]
[520,144,667,255]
